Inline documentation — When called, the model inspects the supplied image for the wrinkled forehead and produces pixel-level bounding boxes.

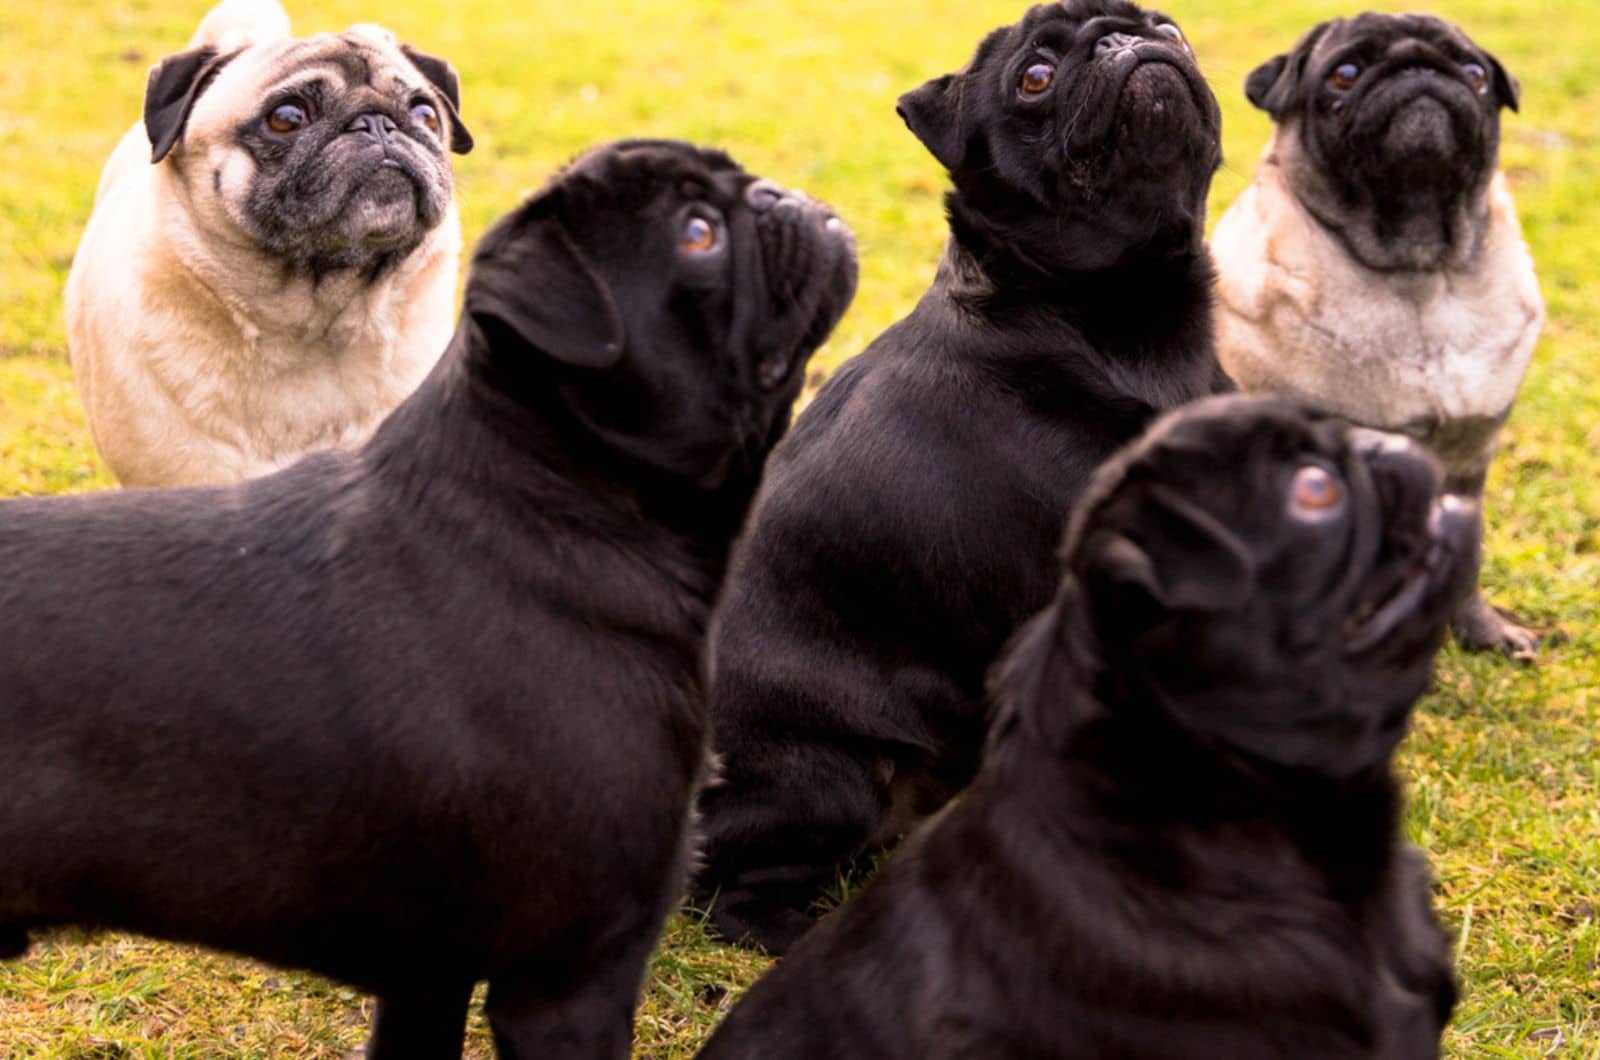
[205,28,427,112]
[1315,13,1474,61]
[1106,397,1345,498]
[1057,0,1151,23]
[559,141,752,210]
[1156,398,1348,463]
[987,0,1166,57]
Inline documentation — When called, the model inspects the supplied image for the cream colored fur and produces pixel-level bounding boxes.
[1212,129,1542,479]
[65,0,460,487]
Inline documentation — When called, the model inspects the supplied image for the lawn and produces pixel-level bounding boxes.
[1,0,1597,1056]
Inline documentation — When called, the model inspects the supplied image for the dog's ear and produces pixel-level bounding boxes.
[897,73,969,171]
[144,47,238,163]
[467,215,625,369]
[402,45,475,154]
[1481,49,1520,113]
[1083,486,1255,623]
[1245,22,1330,120]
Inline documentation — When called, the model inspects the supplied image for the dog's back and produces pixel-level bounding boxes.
[0,441,706,992]
[694,266,1219,951]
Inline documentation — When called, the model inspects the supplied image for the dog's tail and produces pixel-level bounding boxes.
[188,0,292,52]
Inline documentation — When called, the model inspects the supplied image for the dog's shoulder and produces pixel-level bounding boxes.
[1213,151,1330,326]
[1215,155,1543,427]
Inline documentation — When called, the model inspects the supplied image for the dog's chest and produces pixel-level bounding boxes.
[1214,174,1543,451]
[146,269,448,469]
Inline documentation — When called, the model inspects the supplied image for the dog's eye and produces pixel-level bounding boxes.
[1328,64,1360,93]
[266,101,310,135]
[1155,23,1186,47]
[1290,466,1345,520]
[1462,63,1489,95]
[410,101,441,134]
[1020,63,1055,99]
[681,216,719,254]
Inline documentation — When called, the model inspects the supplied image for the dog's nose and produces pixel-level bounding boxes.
[745,180,788,213]
[346,113,399,140]
[1095,32,1143,60]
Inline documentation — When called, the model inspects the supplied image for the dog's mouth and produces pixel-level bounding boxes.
[1343,494,1477,654]
[1119,60,1198,111]
[1087,53,1218,170]
[751,199,858,392]
[316,155,444,253]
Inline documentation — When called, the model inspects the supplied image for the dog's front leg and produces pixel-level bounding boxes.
[482,935,656,1060]
[365,980,475,1060]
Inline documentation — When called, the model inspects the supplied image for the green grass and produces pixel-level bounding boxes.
[2,0,1597,1055]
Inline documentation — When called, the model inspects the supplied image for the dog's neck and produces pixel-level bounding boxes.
[1019,696,1404,907]
[1272,124,1494,273]
[988,605,1403,889]
[146,165,459,366]
[930,227,1224,410]
[364,319,758,576]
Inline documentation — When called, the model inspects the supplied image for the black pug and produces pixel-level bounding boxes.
[698,395,1475,1060]
[692,0,1228,954]
[0,140,855,1059]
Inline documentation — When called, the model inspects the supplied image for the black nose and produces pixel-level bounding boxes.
[346,113,399,140]
[1096,31,1142,57]
[745,179,788,213]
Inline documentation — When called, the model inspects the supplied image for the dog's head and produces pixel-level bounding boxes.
[144,23,471,275]
[1035,396,1478,777]
[897,0,1221,272]
[463,140,858,492]
[1246,14,1517,269]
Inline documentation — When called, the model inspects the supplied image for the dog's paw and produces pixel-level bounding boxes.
[700,893,818,956]
[1452,592,1540,662]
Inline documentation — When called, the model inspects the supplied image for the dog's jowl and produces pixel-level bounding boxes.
[1211,13,1543,659]
[698,397,1474,1060]
[1,140,856,1059]
[691,0,1229,955]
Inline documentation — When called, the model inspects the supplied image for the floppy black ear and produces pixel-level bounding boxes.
[1083,486,1256,622]
[896,72,968,171]
[144,46,237,163]
[1244,22,1330,120]
[1483,50,1520,113]
[402,44,475,154]
[467,215,624,369]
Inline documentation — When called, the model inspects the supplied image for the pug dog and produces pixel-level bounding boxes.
[691,0,1229,955]
[1211,13,1543,659]
[697,396,1474,1060]
[1,140,856,1058]
[64,0,473,487]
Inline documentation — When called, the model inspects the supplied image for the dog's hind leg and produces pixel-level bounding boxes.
[483,938,654,1060]
[364,980,474,1060]
[690,744,885,955]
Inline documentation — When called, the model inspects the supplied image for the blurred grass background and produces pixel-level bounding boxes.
[1,0,1597,1055]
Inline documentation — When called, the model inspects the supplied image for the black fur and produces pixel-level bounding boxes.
[690,0,1228,955]
[697,396,1475,1060]
[1244,12,1518,272]
[144,45,237,162]
[0,140,855,1059]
